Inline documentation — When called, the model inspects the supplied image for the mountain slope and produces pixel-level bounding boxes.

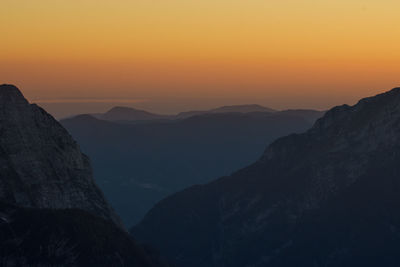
[0,84,122,227]
[0,84,169,266]
[62,111,319,226]
[132,87,400,267]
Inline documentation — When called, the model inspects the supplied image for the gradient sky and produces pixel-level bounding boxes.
[1,0,399,117]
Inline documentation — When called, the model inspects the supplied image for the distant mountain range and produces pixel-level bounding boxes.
[0,85,169,266]
[98,106,168,121]
[175,104,277,119]
[85,103,312,122]
[132,87,400,267]
[62,108,324,226]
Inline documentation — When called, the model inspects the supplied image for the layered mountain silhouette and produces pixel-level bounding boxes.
[62,109,323,226]
[88,104,280,122]
[176,104,276,119]
[0,84,169,266]
[132,87,400,267]
[99,106,168,121]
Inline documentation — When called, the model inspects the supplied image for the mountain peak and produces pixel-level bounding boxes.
[389,86,400,93]
[107,106,140,113]
[0,85,123,228]
[211,104,276,113]
[309,87,400,136]
[101,106,164,121]
[0,84,28,105]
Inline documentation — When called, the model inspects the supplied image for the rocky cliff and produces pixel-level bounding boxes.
[0,84,171,266]
[0,84,122,227]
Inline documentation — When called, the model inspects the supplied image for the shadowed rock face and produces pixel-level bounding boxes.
[0,84,122,228]
[0,84,171,266]
[132,87,400,267]
[0,202,169,267]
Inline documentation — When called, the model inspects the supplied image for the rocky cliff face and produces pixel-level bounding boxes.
[0,84,122,227]
[132,87,400,267]
[0,84,171,266]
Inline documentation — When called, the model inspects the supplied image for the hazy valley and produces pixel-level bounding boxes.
[62,106,323,226]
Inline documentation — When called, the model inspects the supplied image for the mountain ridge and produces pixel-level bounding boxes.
[0,84,123,227]
[176,104,276,119]
[72,103,317,123]
[100,106,167,121]
[132,87,400,267]
[0,84,169,266]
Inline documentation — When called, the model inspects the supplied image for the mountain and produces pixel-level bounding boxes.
[0,202,169,267]
[99,106,168,121]
[176,104,276,119]
[132,87,400,267]
[0,84,168,266]
[211,104,276,113]
[80,104,318,124]
[61,110,322,226]
[0,84,121,227]
[87,104,278,123]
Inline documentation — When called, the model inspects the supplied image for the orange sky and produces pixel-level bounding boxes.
[1,0,399,114]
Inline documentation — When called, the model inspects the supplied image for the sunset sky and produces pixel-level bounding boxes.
[1,0,399,117]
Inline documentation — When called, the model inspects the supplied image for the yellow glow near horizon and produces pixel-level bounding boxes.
[1,0,399,109]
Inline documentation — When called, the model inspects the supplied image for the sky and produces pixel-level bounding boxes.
[1,0,399,117]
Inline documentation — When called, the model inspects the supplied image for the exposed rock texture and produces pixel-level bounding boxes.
[132,87,400,267]
[0,84,122,227]
[0,84,171,266]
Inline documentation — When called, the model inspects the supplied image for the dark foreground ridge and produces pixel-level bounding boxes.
[0,84,121,227]
[0,84,170,267]
[132,87,400,267]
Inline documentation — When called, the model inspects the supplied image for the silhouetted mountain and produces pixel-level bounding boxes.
[213,104,276,113]
[0,84,169,266]
[0,84,121,227]
[81,104,320,125]
[132,87,400,267]
[62,110,322,226]
[100,106,168,121]
[176,104,276,119]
